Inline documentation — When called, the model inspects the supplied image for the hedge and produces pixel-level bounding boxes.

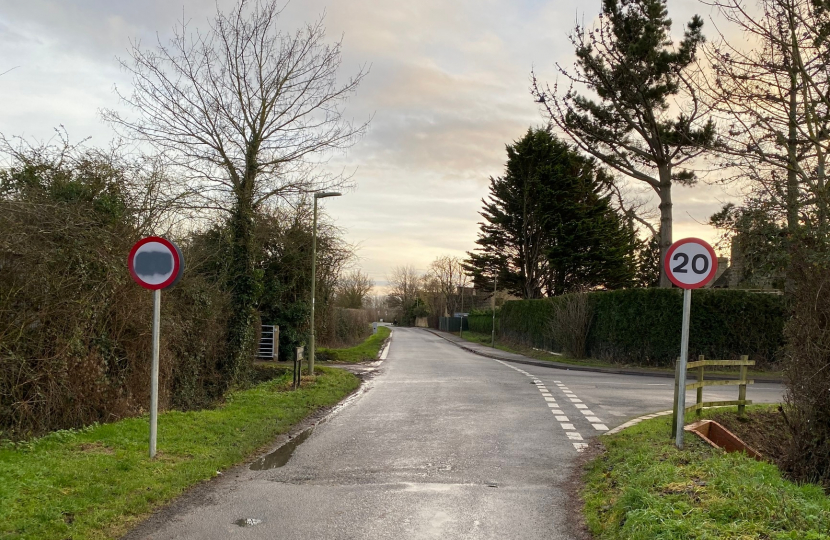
[468,313,497,334]
[499,289,787,367]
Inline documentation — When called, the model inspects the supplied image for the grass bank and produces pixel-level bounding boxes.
[584,406,830,539]
[317,325,391,363]
[0,366,359,540]
[456,331,780,379]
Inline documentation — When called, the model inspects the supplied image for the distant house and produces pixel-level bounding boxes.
[709,235,784,290]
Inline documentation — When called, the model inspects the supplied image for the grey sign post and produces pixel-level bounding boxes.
[128,236,184,458]
[665,238,718,449]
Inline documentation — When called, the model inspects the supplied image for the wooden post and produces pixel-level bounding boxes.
[696,355,705,418]
[738,355,748,417]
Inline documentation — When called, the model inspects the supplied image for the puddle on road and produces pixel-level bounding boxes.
[249,428,314,470]
[234,518,263,527]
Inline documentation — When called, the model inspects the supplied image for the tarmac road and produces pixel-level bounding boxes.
[124,327,784,540]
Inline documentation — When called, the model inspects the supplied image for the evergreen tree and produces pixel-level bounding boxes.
[466,129,638,298]
[533,0,714,288]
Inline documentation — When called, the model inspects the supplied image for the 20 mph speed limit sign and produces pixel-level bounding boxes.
[664,238,718,289]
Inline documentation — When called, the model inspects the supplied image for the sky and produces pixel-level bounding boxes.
[0,0,737,289]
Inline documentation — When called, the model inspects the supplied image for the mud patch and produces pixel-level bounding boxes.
[78,442,114,454]
[707,408,790,467]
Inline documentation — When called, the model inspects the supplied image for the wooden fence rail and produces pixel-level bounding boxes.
[672,355,755,438]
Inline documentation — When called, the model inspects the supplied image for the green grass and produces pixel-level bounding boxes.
[584,406,830,539]
[317,326,391,363]
[456,331,781,379]
[0,366,359,540]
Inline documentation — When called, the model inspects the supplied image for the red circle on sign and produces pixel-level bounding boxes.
[664,238,718,290]
[128,236,182,290]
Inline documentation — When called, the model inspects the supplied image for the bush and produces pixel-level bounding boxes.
[0,147,230,439]
[548,292,593,358]
[499,288,786,367]
[468,312,497,334]
[318,308,371,348]
[781,255,830,489]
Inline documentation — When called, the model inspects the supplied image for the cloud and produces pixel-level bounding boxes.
[0,0,736,284]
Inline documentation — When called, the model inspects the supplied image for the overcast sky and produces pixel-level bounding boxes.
[0,0,735,288]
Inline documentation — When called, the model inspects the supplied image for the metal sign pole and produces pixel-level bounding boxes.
[150,288,161,458]
[491,272,497,348]
[675,288,692,449]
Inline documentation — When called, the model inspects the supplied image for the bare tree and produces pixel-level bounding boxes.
[426,256,468,317]
[103,0,368,382]
[335,269,373,309]
[386,265,422,323]
[702,0,830,237]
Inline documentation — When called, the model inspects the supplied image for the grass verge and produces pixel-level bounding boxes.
[456,331,780,379]
[317,326,391,363]
[584,406,830,539]
[0,366,359,540]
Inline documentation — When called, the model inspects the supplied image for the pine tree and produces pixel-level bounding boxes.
[466,129,638,298]
[534,0,714,288]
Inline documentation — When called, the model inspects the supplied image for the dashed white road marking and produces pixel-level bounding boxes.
[494,359,608,451]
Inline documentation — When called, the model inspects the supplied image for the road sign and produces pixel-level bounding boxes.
[664,238,718,289]
[128,236,184,459]
[666,237,718,449]
[128,237,183,290]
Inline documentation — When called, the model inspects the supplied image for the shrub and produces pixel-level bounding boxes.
[781,255,830,489]
[0,147,230,439]
[468,311,497,334]
[548,292,593,358]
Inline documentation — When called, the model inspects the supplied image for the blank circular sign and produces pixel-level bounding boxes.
[128,237,183,290]
[664,238,718,289]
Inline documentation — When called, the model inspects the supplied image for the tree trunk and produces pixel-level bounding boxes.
[658,166,673,288]
[223,196,260,387]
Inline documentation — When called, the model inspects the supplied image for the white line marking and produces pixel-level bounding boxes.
[567,432,583,440]
[574,404,588,409]
[555,416,569,422]
[544,397,557,402]
[585,416,602,423]
[547,403,559,408]
[570,398,583,403]
[561,423,575,430]
[581,410,595,416]
[604,410,672,435]
[550,409,563,415]
[592,424,609,431]
[573,442,588,452]
[554,380,561,383]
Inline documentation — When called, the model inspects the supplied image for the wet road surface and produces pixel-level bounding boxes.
[125,328,783,540]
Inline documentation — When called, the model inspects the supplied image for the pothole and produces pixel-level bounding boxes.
[234,518,263,527]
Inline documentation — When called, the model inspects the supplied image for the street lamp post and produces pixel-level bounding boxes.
[309,191,342,377]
